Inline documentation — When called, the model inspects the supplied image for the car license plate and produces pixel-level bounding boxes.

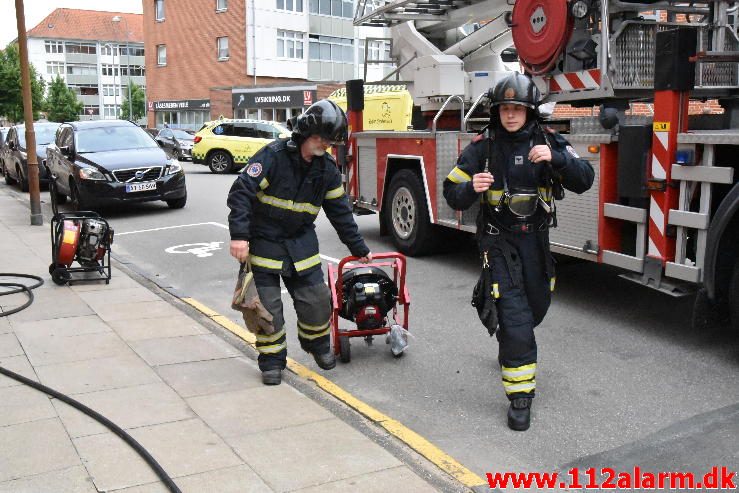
[126,182,157,193]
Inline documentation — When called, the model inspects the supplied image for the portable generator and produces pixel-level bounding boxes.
[328,252,410,363]
[46,166,113,286]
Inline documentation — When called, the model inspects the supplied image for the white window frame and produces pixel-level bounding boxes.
[44,40,64,54]
[276,30,304,59]
[103,104,120,119]
[277,0,303,12]
[309,35,353,62]
[217,37,229,60]
[216,0,227,11]
[102,85,121,97]
[157,45,167,66]
[46,61,65,75]
[101,64,119,77]
[308,0,351,17]
[155,0,165,21]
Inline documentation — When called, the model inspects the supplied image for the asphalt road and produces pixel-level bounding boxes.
[48,160,739,487]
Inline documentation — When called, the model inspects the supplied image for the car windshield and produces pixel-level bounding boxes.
[16,124,60,147]
[172,129,193,140]
[76,126,160,153]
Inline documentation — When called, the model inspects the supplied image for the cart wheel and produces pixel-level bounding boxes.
[51,267,71,286]
[339,336,351,363]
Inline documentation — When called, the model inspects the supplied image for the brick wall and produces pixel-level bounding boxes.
[143,0,306,126]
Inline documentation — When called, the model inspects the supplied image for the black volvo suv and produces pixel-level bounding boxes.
[46,120,187,210]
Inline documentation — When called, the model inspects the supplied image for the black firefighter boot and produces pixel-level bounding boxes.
[312,350,336,370]
[262,369,282,385]
[507,398,532,431]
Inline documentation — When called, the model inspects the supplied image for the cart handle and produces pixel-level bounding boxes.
[336,252,407,309]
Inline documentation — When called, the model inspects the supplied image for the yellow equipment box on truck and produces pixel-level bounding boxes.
[329,84,413,132]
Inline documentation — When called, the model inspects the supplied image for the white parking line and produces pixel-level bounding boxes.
[116,222,225,236]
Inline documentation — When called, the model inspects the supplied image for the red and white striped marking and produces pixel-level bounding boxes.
[648,130,670,258]
[548,69,601,93]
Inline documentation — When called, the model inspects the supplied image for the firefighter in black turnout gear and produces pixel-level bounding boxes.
[228,99,372,385]
[443,73,594,431]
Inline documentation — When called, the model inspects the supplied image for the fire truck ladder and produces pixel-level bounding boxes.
[354,0,496,30]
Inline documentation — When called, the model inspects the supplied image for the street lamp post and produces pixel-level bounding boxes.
[112,15,133,121]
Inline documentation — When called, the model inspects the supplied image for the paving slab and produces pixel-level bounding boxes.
[0,418,82,483]
[6,287,94,323]
[73,431,160,491]
[109,314,209,342]
[128,418,244,479]
[112,465,273,493]
[186,386,334,438]
[230,418,402,492]
[52,382,195,438]
[130,334,241,366]
[154,357,262,398]
[293,465,438,493]
[12,314,112,338]
[16,331,131,367]
[0,333,23,357]
[69,272,142,292]
[77,287,162,311]
[0,465,96,493]
[94,300,183,322]
[0,384,57,427]
[34,353,161,395]
[0,317,10,334]
[0,355,37,388]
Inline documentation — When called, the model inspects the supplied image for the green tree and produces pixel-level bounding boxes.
[0,43,45,123]
[44,76,82,122]
[120,81,146,121]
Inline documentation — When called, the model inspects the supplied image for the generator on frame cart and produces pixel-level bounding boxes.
[46,166,113,286]
[346,0,739,331]
[328,252,410,363]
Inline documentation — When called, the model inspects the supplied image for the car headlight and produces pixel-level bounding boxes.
[167,162,183,175]
[78,167,106,181]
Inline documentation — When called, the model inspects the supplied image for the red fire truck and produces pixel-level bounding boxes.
[344,0,739,330]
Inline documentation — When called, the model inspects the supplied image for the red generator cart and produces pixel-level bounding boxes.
[329,252,410,363]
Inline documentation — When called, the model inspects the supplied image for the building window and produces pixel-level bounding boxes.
[120,65,146,76]
[46,61,65,75]
[103,104,120,119]
[217,37,229,60]
[65,42,97,54]
[309,35,353,62]
[80,105,100,116]
[277,0,303,12]
[66,63,97,76]
[216,0,227,11]
[308,0,352,17]
[44,40,64,53]
[155,0,165,21]
[102,85,121,97]
[120,45,145,57]
[101,64,119,76]
[101,44,118,56]
[69,84,99,96]
[157,45,167,66]
[277,30,304,59]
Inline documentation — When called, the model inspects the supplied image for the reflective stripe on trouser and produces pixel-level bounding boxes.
[488,233,552,399]
[255,328,286,355]
[502,363,536,396]
[252,267,330,371]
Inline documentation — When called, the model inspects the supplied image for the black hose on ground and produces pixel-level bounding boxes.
[0,273,182,493]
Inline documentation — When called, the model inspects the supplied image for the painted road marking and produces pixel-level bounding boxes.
[165,242,223,258]
[181,298,486,489]
[116,222,226,236]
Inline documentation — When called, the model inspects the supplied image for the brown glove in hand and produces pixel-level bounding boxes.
[231,262,275,335]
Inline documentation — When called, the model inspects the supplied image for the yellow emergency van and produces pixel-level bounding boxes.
[328,84,413,132]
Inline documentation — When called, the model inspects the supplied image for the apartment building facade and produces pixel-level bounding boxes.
[27,9,145,122]
[144,0,391,130]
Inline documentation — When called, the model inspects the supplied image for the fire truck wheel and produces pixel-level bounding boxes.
[730,259,739,332]
[385,169,434,256]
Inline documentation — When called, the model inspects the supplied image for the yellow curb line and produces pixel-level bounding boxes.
[181,297,486,489]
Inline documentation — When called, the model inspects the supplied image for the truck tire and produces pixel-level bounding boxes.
[730,259,739,332]
[208,150,233,174]
[385,169,434,256]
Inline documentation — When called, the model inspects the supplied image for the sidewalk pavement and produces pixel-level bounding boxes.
[0,189,445,493]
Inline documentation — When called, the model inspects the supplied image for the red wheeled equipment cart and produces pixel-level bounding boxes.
[328,252,410,363]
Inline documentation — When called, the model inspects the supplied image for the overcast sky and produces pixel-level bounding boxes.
[1,0,143,48]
